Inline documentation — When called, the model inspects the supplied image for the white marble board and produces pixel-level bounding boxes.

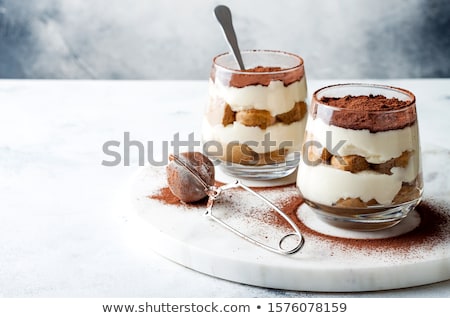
[128,164,450,292]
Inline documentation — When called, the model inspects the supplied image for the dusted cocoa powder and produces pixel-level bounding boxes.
[149,185,450,255]
[321,95,410,112]
[283,196,450,254]
[314,94,416,132]
[247,66,283,73]
[148,183,287,207]
[149,186,208,207]
[211,64,304,88]
[149,186,184,206]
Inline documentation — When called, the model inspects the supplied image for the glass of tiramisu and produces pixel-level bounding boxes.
[203,50,308,179]
[297,83,423,230]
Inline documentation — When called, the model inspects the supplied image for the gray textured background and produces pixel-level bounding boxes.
[0,0,449,79]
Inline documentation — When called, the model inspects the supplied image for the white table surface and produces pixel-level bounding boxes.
[0,79,449,297]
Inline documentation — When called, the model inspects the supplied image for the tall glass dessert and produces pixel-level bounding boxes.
[203,50,308,180]
[297,83,423,230]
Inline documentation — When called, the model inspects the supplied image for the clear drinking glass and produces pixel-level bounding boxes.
[202,50,308,180]
[297,83,423,230]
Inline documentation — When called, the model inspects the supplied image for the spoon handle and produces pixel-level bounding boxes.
[214,5,245,70]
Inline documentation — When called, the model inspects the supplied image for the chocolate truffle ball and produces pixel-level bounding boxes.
[166,152,215,203]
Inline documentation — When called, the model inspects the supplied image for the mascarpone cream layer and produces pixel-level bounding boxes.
[209,77,307,116]
[202,116,307,154]
[297,156,419,205]
[306,118,420,164]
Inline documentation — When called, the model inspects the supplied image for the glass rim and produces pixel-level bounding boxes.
[213,49,304,75]
[312,83,416,113]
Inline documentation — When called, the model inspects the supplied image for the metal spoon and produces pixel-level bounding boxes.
[214,5,245,70]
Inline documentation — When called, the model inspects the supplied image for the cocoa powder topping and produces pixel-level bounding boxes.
[321,95,410,112]
[247,66,283,73]
[315,95,416,132]
[212,64,304,88]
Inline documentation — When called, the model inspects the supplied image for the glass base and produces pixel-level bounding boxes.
[303,198,422,231]
[216,158,299,180]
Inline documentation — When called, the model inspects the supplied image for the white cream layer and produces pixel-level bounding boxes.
[297,155,419,205]
[209,77,307,116]
[202,116,307,154]
[306,118,420,163]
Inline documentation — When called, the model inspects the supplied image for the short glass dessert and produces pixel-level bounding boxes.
[297,83,423,230]
[202,50,308,180]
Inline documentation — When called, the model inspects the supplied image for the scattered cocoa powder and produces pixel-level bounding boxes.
[314,94,417,132]
[149,185,450,256]
[273,194,450,255]
[148,183,292,207]
[148,186,208,207]
[148,187,183,206]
